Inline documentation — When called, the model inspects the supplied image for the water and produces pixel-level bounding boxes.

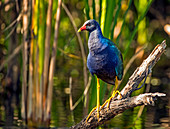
[0,77,170,128]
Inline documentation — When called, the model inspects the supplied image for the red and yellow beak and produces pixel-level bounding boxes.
[78,25,86,32]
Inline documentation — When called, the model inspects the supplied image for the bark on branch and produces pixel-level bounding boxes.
[70,40,167,129]
[71,93,165,129]
[119,40,167,98]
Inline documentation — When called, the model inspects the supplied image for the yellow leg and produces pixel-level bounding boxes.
[86,78,100,122]
[101,76,122,109]
[97,78,100,119]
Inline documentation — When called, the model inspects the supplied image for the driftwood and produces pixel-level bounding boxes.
[70,40,167,129]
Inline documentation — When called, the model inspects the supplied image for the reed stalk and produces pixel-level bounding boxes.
[44,0,62,122]
[42,0,53,120]
[21,0,29,120]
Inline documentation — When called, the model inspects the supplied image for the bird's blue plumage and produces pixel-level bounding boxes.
[82,20,123,85]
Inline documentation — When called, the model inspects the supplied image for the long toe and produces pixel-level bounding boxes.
[86,106,100,122]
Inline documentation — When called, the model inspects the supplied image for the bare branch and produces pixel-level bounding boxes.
[70,40,167,129]
[118,44,147,87]
[71,93,166,129]
[119,40,166,98]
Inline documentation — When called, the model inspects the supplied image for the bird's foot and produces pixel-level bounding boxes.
[101,90,122,109]
[86,106,100,123]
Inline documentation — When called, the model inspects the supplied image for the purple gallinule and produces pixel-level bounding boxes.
[78,19,123,121]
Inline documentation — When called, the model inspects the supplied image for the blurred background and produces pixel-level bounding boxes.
[0,0,170,128]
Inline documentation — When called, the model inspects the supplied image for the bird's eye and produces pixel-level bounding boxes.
[86,23,91,26]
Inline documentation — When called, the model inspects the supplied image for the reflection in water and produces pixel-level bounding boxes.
[0,78,170,128]
[0,86,21,127]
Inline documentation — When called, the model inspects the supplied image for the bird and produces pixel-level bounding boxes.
[78,19,123,122]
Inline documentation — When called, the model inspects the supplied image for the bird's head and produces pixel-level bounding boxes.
[78,19,99,33]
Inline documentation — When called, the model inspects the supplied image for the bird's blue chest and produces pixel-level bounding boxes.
[87,46,118,76]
